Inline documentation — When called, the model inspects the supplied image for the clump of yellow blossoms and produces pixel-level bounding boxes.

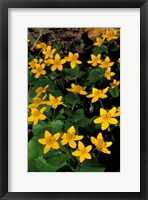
[86,87,109,103]
[28,107,46,126]
[44,94,64,109]
[65,52,82,69]
[99,56,114,69]
[49,53,66,71]
[87,54,102,66]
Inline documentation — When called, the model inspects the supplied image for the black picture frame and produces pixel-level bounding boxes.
[0,0,147,199]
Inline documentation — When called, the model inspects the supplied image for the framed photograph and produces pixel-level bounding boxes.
[0,0,147,199]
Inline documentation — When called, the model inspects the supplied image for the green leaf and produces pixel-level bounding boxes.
[64,65,80,76]
[73,109,85,122]
[28,136,43,161]
[64,93,80,105]
[64,108,73,118]
[109,87,120,98]
[92,45,107,55]
[28,156,54,172]
[76,160,105,172]
[88,68,104,83]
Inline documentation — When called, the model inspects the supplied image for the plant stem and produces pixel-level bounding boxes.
[52,109,56,121]
[100,99,104,108]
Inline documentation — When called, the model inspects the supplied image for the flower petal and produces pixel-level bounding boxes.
[75,135,83,141]
[94,117,102,124]
[85,153,91,159]
[79,155,85,163]
[52,142,60,149]
[72,150,80,157]
[45,131,51,138]
[44,145,51,154]
[78,141,84,149]
[86,145,92,152]
[53,133,61,140]
[105,142,112,148]
[101,122,109,130]
[67,126,75,134]
[90,137,97,145]
[38,138,46,145]
[109,118,118,125]
[109,107,116,116]
[61,139,68,145]
[100,108,107,116]
[69,140,76,148]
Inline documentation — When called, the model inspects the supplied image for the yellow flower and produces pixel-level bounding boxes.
[42,46,56,59]
[28,107,46,126]
[91,133,112,154]
[72,141,92,163]
[61,126,83,148]
[38,131,60,154]
[110,79,120,89]
[49,53,66,71]
[66,52,82,69]
[94,37,104,47]
[44,94,63,109]
[94,107,118,130]
[36,42,47,51]
[66,83,87,95]
[31,63,46,78]
[87,54,102,66]
[28,58,38,69]
[28,95,46,109]
[112,106,120,117]
[104,67,115,80]
[102,29,118,41]
[117,58,120,63]
[36,85,49,97]
[99,56,114,69]
[86,87,109,103]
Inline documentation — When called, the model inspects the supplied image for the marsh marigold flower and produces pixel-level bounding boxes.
[87,54,102,67]
[112,106,120,117]
[42,46,56,59]
[61,126,83,148]
[102,29,118,41]
[86,87,109,103]
[99,56,114,69]
[38,131,60,154]
[104,67,115,80]
[72,141,92,163]
[94,37,104,47]
[66,52,82,69]
[31,63,46,78]
[36,85,49,97]
[66,83,87,95]
[94,107,118,130]
[36,42,47,51]
[49,53,66,71]
[28,58,38,69]
[110,79,120,89]
[28,95,46,109]
[44,94,63,109]
[28,107,46,126]
[91,133,112,154]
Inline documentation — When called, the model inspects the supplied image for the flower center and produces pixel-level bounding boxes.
[80,148,87,155]
[102,113,111,121]
[71,55,77,62]
[105,71,111,76]
[67,132,75,140]
[54,60,60,65]
[45,136,55,145]
[52,98,59,104]
[93,57,99,62]
[32,110,40,117]
[96,139,104,151]
[36,66,43,73]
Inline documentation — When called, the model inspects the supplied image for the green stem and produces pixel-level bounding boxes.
[52,109,56,121]
[68,162,75,172]
[72,93,77,110]
[100,99,104,108]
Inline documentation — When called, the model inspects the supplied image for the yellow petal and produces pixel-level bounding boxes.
[61,139,68,145]
[86,145,92,152]
[39,114,46,120]
[57,96,62,101]
[58,65,63,71]
[102,147,111,154]
[101,122,109,130]
[44,145,51,154]
[97,133,103,140]
[94,117,102,124]
[67,126,75,134]
[52,142,60,149]
[33,118,38,126]
[38,138,46,145]
[80,90,87,95]
[109,118,118,125]
[75,135,83,141]
[72,150,80,157]
[103,87,109,93]
[45,131,51,138]
[109,107,116,116]
[40,107,46,113]
[92,96,99,103]
[53,133,60,140]
[55,53,60,60]
[49,94,55,101]
[85,153,91,159]
[90,137,97,145]
[51,65,57,71]
[69,140,77,148]
[79,155,85,163]
[100,108,107,116]
[71,61,76,69]
[78,141,84,149]
[105,142,112,148]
